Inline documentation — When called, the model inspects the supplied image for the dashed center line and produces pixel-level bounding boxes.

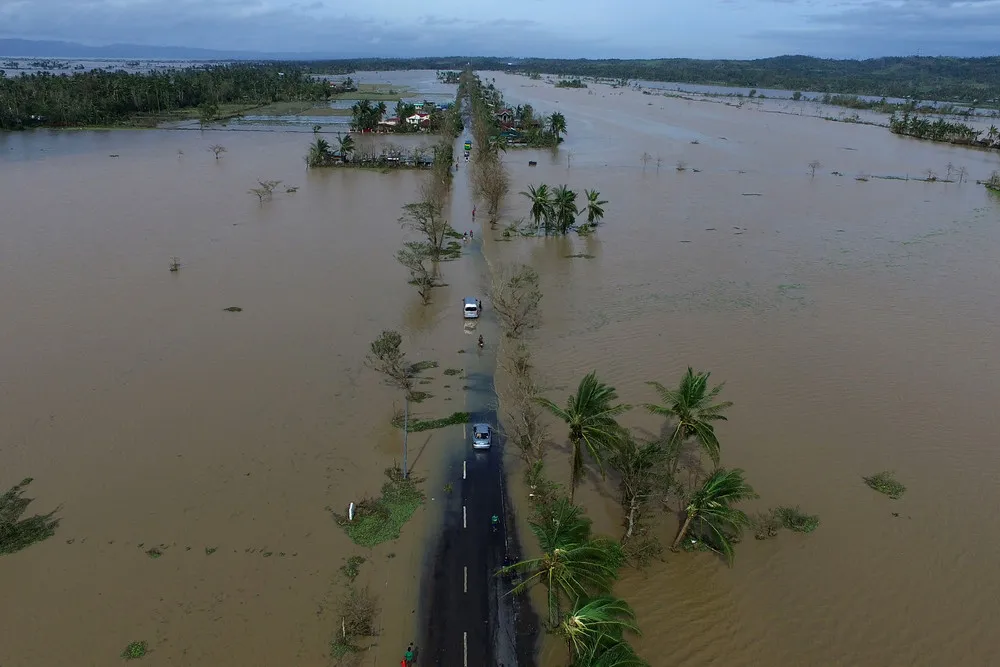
[463,631,468,667]
[463,505,467,528]
[463,460,467,479]
[464,566,468,593]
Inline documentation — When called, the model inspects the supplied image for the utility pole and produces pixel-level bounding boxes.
[402,396,409,479]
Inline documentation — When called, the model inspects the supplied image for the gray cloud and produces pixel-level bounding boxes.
[1,0,998,57]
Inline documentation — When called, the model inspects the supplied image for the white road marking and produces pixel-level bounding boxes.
[463,505,466,528]
[463,460,467,479]
[464,566,468,593]
[464,423,467,439]
[463,631,468,667]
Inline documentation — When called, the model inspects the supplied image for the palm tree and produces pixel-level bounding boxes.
[584,189,608,226]
[375,101,387,121]
[487,133,509,156]
[551,185,579,234]
[337,133,355,158]
[520,183,553,231]
[307,137,332,167]
[533,496,594,551]
[535,371,631,502]
[501,514,624,626]
[587,640,650,667]
[549,111,567,141]
[644,367,732,470]
[557,596,641,665]
[672,467,757,565]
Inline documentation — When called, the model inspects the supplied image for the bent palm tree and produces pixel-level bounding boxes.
[673,467,757,566]
[536,371,631,502]
[558,596,640,665]
[501,536,624,627]
[609,434,667,542]
[584,189,608,226]
[644,367,732,469]
[520,183,553,231]
[337,133,355,158]
[551,184,579,234]
[587,640,650,667]
[532,496,593,551]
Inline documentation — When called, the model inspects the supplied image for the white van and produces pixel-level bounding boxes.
[463,297,481,319]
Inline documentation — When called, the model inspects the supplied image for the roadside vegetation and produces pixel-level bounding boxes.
[519,184,608,235]
[889,113,1000,150]
[332,467,425,547]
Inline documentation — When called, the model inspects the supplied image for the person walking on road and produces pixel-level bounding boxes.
[404,643,414,666]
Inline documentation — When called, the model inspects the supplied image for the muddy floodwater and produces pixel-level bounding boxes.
[2,69,1000,667]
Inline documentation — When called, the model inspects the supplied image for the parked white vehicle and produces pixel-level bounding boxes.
[472,423,492,449]
[463,297,481,319]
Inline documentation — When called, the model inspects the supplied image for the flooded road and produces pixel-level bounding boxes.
[1,67,999,667]
[480,71,1000,666]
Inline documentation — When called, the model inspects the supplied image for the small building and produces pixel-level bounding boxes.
[495,108,514,124]
[406,113,431,128]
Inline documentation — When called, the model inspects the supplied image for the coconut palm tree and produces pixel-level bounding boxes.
[673,467,757,565]
[501,521,624,627]
[536,371,631,502]
[337,133,355,159]
[307,137,332,167]
[520,183,553,231]
[644,367,732,470]
[487,133,509,156]
[551,185,579,234]
[584,189,608,226]
[549,111,567,141]
[558,596,641,665]
[533,496,594,551]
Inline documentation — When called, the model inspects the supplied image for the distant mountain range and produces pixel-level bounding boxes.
[0,38,342,60]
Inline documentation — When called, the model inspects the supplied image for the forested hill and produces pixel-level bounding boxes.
[306,55,1000,103]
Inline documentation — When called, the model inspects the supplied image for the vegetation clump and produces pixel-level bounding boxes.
[340,555,366,582]
[864,471,907,499]
[332,467,424,547]
[520,183,607,235]
[774,506,821,533]
[0,477,60,556]
[330,585,380,663]
[986,171,1000,192]
[121,640,148,660]
[393,411,470,432]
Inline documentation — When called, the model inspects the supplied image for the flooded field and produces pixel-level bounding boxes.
[2,66,999,667]
[482,71,1000,666]
[0,125,481,666]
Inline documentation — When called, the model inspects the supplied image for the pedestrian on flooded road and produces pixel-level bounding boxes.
[472,206,476,219]
[404,643,415,666]
[470,229,474,240]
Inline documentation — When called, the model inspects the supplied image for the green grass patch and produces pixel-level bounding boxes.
[0,477,60,556]
[864,471,906,499]
[409,391,432,403]
[205,547,217,555]
[341,555,366,582]
[443,368,463,376]
[774,506,820,533]
[145,547,163,559]
[333,468,425,547]
[393,411,470,432]
[121,640,148,660]
[445,228,465,239]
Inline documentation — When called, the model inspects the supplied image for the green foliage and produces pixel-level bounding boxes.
[340,555,366,582]
[675,467,757,566]
[645,367,733,469]
[145,547,163,559]
[204,547,217,555]
[407,360,438,375]
[0,64,333,130]
[0,477,60,556]
[864,471,907,499]
[121,641,148,660]
[332,468,425,547]
[774,506,820,533]
[889,112,995,148]
[443,368,463,376]
[555,78,588,88]
[393,411,470,432]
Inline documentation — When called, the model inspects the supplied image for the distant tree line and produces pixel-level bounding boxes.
[889,112,1000,149]
[0,64,333,130]
[297,55,1000,105]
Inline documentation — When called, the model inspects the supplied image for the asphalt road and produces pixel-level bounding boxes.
[417,124,538,667]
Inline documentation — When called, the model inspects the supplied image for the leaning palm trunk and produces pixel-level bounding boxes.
[671,514,694,549]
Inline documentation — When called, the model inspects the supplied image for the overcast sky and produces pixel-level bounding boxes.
[1,0,999,59]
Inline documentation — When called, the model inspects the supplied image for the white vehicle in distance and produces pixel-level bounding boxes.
[472,423,492,449]
[463,297,481,319]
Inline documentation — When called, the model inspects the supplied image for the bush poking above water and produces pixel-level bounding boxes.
[0,477,60,556]
[333,468,424,547]
[392,411,470,432]
[121,640,148,660]
[751,510,781,540]
[864,471,906,499]
[340,555,366,582]
[774,506,821,533]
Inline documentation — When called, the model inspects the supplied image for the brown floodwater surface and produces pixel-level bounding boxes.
[481,72,1000,666]
[0,127,480,666]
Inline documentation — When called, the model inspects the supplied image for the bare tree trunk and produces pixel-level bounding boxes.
[672,514,694,549]
[624,496,638,541]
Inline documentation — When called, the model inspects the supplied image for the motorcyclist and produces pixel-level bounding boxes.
[478,335,484,349]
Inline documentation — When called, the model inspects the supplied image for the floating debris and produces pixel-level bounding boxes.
[223,306,243,312]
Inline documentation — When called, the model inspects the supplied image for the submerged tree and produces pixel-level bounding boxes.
[548,111,567,141]
[521,183,554,231]
[398,199,449,260]
[209,144,227,160]
[557,596,643,666]
[535,372,631,502]
[583,189,608,226]
[673,467,757,565]
[609,434,669,543]
[364,330,413,398]
[490,263,542,338]
[395,242,436,304]
[1,477,60,556]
